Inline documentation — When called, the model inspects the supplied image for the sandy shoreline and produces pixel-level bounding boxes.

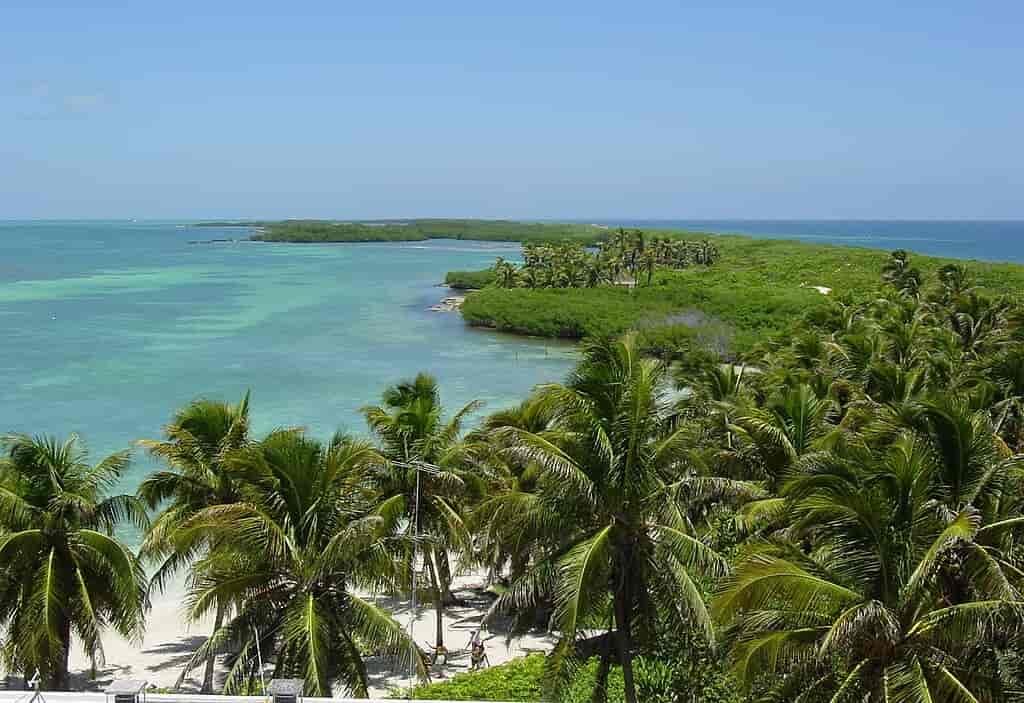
[4,572,553,698]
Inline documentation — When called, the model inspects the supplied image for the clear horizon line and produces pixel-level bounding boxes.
[3,216,1024,223]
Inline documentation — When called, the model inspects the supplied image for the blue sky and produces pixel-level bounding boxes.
[3,1,1022,219]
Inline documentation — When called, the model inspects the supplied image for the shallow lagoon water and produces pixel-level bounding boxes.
[5,219,1021,495]
[0,222,575,493]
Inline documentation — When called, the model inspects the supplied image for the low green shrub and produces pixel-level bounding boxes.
[403,654,545,700]
[400,649,744,702]
[446,269,497,289]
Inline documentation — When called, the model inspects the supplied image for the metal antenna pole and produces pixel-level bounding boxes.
[24,669,45,703]
[408,465,421,697]
[395,456,440,698]
[253,625,266,698]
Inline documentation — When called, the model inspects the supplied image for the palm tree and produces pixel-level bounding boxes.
[986,346,1024,451]
[881,249,922,297]
[714,433,1024,701]
[137,392,251,692]
[0,434,149,689]
[724,384,837,534]
[933,262,974,304]
[180,429,422,696]
[491,257,518,289]
[677,363,754,447]
[362,373,480,655]
[641,248,657,286]
[467,395,557,588]
[517,266,542,289]
[695,244,1024,699]
[585,258,609,288]
[696,240,720,266]
[488,334,743,703]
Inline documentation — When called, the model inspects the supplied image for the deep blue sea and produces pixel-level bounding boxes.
[612,219,1024,263]
[1,219,1021,499]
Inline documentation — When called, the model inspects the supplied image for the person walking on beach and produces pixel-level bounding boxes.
[467,630,489,670]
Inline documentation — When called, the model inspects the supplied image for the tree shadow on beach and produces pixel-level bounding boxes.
[140,635,206,673]
[66,663,134,692]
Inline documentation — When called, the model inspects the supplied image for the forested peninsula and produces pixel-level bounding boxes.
[452,233,1024,356]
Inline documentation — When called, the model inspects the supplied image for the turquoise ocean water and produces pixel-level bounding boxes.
[0,222,575,494]
[3,219,1022,498]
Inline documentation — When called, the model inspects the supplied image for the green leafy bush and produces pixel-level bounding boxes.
[400,650,744,702]
[445,269,497,289]
[403,654,545,700]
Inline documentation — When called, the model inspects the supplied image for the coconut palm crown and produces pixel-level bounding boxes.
[136,392,252,691]
[0,433,148,689]
[179,428,422,696]
[487,333,747,703]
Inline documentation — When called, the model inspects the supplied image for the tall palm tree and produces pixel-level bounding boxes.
[517,266,541,289]
[491,257,518,289]
[641,248,657,286]
[881,249,921,297]
[467,395,557,588]
[181,429,422,696]
[488,334,743,703]
[0,434,149,689]
[137,392,251,692]
[362,373,480,654]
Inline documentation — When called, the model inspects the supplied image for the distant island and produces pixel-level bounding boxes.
[195,218,612,243]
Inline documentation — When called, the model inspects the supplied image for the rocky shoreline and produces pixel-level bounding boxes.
[430,295,465,312]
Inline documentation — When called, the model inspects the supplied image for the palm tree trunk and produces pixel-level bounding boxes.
[201,603,225,693]
[590,629,613,703]
[437,551,457,606]
[613,586,637,703]
[425,550,444,650]
[55,617,72,690]
[341,629,371,696]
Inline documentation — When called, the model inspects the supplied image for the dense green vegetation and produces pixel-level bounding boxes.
[445,269,496,289]
[407,650,740,702]
[252,220,429,242]
[6,249,1024,701]
[242,219,611,243]
[460,235,1024,355]
[407,654,547,701]
[493,230,720,290]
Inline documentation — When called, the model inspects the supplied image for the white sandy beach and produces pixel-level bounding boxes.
[6,572,554,698]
